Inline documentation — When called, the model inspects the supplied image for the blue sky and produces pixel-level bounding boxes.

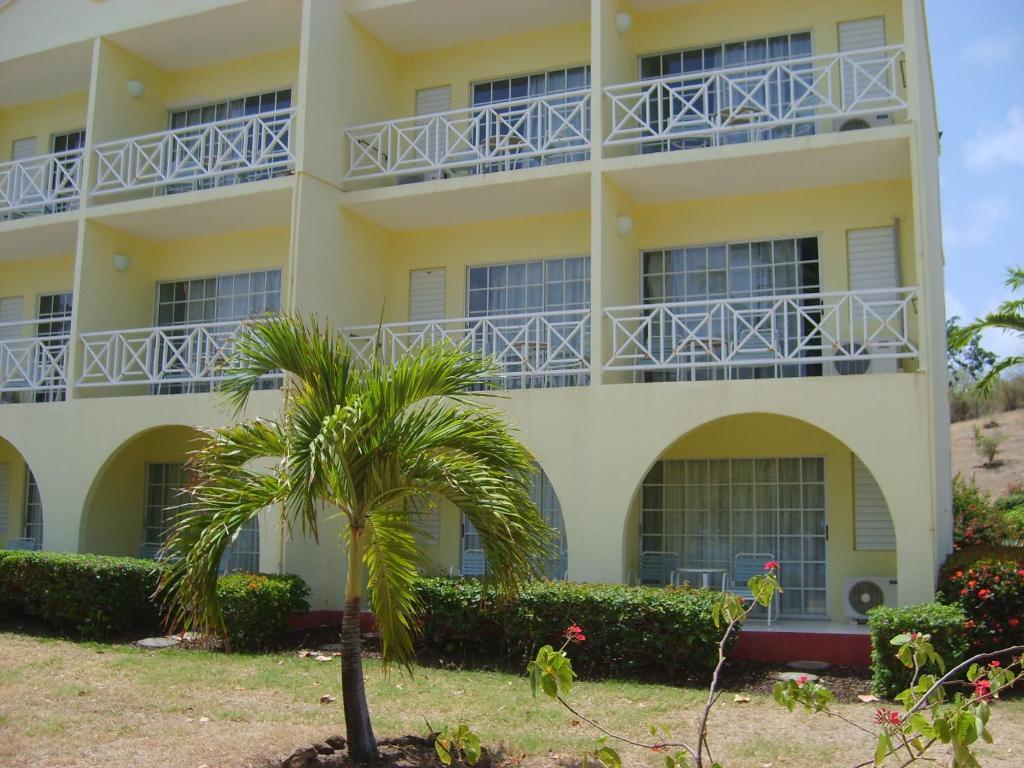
[928,0,1024,356]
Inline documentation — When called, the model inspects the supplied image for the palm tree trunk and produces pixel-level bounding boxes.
[341,527,377,762]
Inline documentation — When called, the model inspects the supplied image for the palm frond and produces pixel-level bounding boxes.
[362,510,422,670]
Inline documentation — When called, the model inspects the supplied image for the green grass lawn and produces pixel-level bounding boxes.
[2,631,1024,767]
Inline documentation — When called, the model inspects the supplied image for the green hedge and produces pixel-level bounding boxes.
[412,577,738,680]
[0,551,308,650]
[867,603,968,699]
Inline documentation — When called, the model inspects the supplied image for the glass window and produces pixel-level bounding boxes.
[641,457,826,618]
[23,470,43,546]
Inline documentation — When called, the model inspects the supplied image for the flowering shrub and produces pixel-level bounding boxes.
[868,603,968,698]
[952,473,1009,548]
[413,578,737,679]
[939,553,1024,654]
[216,572,310,652]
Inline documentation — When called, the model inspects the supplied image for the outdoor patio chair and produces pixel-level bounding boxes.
[4,537,39,551]
[731,552,776,626]
[639,550,679,586]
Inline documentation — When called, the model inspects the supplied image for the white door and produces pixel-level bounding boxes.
[838,18,889,108]
[414,86,451,172]
[409,268,446,322]
[846,226,901,368]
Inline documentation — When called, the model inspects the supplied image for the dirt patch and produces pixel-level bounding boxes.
[951,409,1024,497]
[273,736,500,768]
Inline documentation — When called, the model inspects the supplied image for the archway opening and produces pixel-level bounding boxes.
[81,425,260,571]
[623,413,897,623]
[0,435,43,550]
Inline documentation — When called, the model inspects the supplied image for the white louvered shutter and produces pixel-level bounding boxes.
[11,137,36,161]
[409,268,446,322]
[413,86,451,170]
[848,226,899,291]
[412,496,441,547]
[0,463,9,535]
[839,18,888,108]
[0,296,24,341]
[854,456,896,550]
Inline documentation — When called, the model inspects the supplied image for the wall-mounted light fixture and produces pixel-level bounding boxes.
[615,12,632,35]
[111,253,131,272]
[126,80,145,100]
[617,215,634,236]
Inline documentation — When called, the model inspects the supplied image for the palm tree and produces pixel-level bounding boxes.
[950,267,1024,393]
[157,315,553,762]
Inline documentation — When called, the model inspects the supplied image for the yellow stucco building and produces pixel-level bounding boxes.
[0,0,950,641]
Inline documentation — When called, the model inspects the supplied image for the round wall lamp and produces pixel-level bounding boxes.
[126,80,145,100]
[616,215,634,236]
[615,12,632,35]
[111,253,131,272]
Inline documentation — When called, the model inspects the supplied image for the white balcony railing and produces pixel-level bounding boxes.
[77,321,245,387]
[345,89,591,180]
[0,320,70,398]
[91,109,295,195]
[0,149,84,218]
[604,45,906,149]
[604,288,918,376]
[343,309,591,388]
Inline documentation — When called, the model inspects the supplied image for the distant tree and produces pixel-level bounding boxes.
[950,267,1024,393]
[947,315,996,390]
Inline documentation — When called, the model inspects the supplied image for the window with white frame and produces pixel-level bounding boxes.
[34,292,72,402]
[639,32,815,151]
[642,458,827,618]
[48,130,85,213]
[471,66,591,170]
[461,468,567,579]
[466,256,590,388]
[165,88,292,193]
[23,469,43,547]
[153,269,282,394]
[143,462,259,571]
[641,237,821,381]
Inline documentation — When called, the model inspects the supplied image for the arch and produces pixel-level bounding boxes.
[79,424,206,557]
[619,412,898,622]
[0,433,44,550]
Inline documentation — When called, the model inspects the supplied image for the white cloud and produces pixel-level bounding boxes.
[965,106,1024,172]
[961,29,1019,67]
[981,326,1023,360]
[945,289,969,321]
[943,196,1009,250]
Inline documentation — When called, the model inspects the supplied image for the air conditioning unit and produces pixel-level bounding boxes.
[844,576,897,621]
[0,390,26,404]
[830,343,900,376]
[398,169,450,185]
[835,113,894,133]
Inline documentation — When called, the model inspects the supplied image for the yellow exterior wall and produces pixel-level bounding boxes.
[645,413,896,623]
[386,210,590,322]
[0,439,29,548]
[630,0,904,64]
[395,22,591,113]
[0,254,76,322]
[0,93,89,162]
[633,180,917,296]
[162,48,299,110]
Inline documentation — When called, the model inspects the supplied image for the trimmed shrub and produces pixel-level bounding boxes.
[0,551,164,639]
[0,550,309,650]
[217,572,310,651]
[938,548,1024,653]
[867,603,968,699]
[412,577,738,681]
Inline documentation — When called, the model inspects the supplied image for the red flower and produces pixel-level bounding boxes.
[563,623,586,644]
[1009,618,1020,627]
[1017,569,1024,577]
[874,708,901,726]
[992,660,1001,668]
[797,675,809,686]
[974,678,992,701]
[763,560,780,571]
[889,711,902,726]
[954,570,964,578]
[978,588,992,600]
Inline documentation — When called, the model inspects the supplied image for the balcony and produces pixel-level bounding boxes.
[0,320,70,402]
[0,149,84,220]
[342,309,591,389]
[604,288,918,380]
[77,321,249,390]
[344,89,591,184]
[91,109,295,197]
[604,46,906,153]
